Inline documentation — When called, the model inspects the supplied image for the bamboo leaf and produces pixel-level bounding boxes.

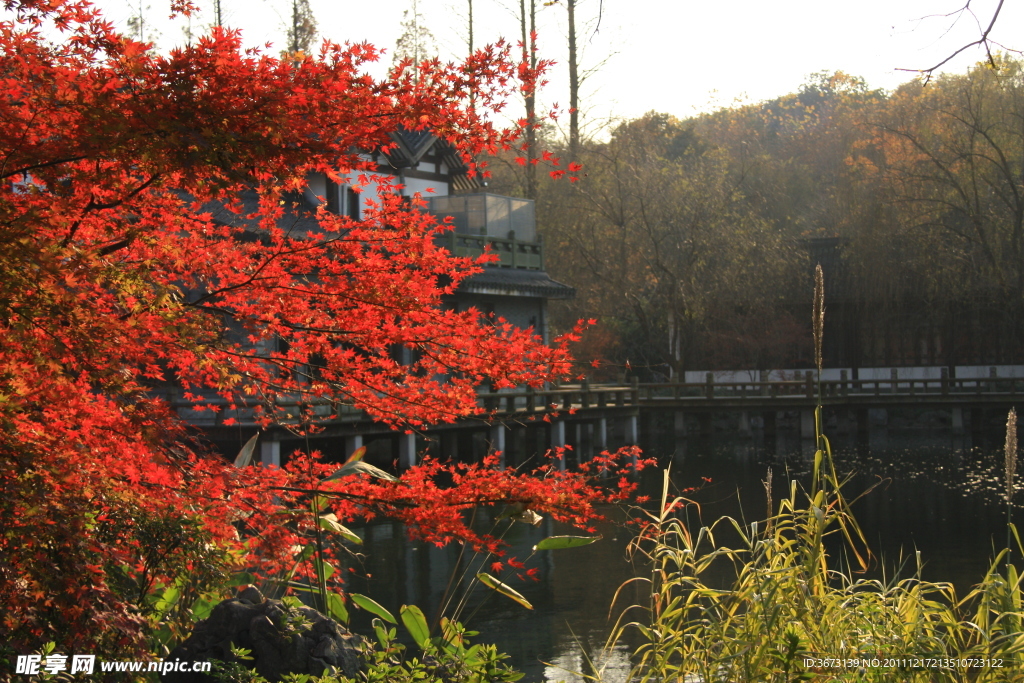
[317,514,362,544]
[400,604,431,648]
[533,535,602,551]
[324,459,397,482]
[476,572,533,609]
[233,433,259,468]
[326,591,349,624]
[313,557,336,582]
[350,593,396,623]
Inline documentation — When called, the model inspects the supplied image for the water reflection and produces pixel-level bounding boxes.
[349,412,1018,682]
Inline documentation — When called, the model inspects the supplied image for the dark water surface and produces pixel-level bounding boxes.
[347,411,1018,682]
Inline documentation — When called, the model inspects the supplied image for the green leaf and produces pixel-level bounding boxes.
[313,557,336,582]
[372,618,391,648]
[400,604,431,648]
[350,593,396,623]
[152,584,180,618]
[318,514,362,544]
[476,572,533,610]
[324,459,397,483]
[233,433,259,468]
[190,596,216,621]
[326,592,349,624]
[227,572,257,588]
[533,535,602,551]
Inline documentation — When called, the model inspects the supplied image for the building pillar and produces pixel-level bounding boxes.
[259,436,281,468]
[398,432,416,470]
[344,434,363,459]
[440,430,458,461]
[489,423,506,468]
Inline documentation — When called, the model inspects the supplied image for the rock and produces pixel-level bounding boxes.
[161,588,363,683]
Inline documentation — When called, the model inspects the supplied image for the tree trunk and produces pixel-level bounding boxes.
[567,0,579,159]
[520,0,537,199]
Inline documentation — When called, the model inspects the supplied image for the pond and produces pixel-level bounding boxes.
[345,408,1019,682]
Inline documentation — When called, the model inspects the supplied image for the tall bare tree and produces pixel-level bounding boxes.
[284,0,318,55]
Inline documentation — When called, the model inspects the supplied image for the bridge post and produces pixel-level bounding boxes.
[891,368,898,394]
[260,434,281,468]
[951,407,964,436]
[698,413,712,437]
[398,432,416,470]
[674,411,686,439]
[941,367,950,395]
[800,410,815,440]
[551,420,567,471]
[489,423,507,467]
[344,434,363,459]
[855,409,869,437]
[624,413,638,445]
[705,372,714,400]
[738,411,751,436]
[574,422,583,465]
[840,369,848,397]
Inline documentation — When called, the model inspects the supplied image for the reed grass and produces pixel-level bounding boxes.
[604,270,1024,683]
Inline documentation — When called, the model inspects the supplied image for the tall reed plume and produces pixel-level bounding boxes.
[813,264,825,374]
[1006,408,1017,569]
[1006,408,1017,505]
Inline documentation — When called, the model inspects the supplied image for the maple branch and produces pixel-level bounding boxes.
[61,173,162,247]
[0,154,93,181]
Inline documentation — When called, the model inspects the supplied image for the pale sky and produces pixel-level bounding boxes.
[76,0,1024,134]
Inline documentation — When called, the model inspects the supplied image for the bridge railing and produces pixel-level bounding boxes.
[168,375,1024,428]
[632,375,1024,401]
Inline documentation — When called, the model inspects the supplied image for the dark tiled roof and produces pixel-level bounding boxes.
[459,267,576,299]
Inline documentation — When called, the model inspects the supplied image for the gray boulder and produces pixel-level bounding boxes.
[162,586,362,682]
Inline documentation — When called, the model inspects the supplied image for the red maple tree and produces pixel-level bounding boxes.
[0,0,639,660]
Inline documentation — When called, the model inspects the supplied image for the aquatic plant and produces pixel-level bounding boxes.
[604,269,1024,683]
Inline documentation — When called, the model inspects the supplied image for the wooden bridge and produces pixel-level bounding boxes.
[183,371,1024,469]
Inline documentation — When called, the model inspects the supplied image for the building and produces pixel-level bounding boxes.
[189,129,575,466]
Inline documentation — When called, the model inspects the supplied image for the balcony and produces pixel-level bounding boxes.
[428,193,543,270]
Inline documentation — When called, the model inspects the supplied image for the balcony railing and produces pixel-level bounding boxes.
[442,231,543,270]
[428,193,536,242]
